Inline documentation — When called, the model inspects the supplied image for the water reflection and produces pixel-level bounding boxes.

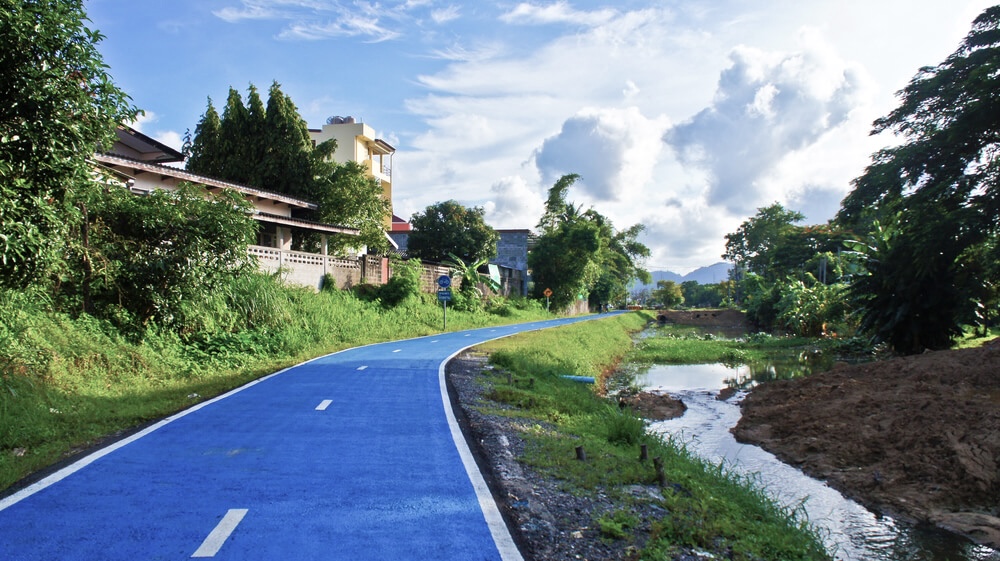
[640,363,1000,561]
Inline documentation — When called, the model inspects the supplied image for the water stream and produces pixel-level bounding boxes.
[638,362,1000,561]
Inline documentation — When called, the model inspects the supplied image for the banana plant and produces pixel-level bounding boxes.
[443,253,500,298]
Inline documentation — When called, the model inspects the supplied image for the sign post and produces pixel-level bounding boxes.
[543,288,553,312]
[437,275,452,330]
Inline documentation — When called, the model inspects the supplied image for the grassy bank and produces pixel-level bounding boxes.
[0,285,551,491]
[474,312,830,560]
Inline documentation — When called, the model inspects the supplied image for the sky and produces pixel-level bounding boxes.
[85,0,996,273]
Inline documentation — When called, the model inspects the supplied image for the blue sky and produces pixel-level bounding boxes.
[86,0,995,272]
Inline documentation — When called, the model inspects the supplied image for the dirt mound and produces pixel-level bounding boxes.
[733,344,1000,549]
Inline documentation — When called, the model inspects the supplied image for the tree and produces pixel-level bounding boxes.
[529,175,649,311]
[183,98,223,177]
[723,203,804,280]
[652,280,684,309]
[407,201,499,264]
[262,82,314,199]
[312,160,391,254]
[81,184,257,330]
[0,0,137,288]
[837,6,1000,353]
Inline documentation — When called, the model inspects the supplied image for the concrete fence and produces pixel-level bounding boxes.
[249,246,387,291]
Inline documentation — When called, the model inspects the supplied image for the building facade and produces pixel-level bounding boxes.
[308,117,395,228]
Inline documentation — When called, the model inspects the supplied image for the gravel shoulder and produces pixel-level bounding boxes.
[446,350,697,561]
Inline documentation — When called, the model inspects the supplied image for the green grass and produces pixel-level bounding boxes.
[629,324,822,366]
[0,283,553,491]
[474,313,830,560]
[956,325,1000,349]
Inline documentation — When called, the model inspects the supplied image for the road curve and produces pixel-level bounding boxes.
[0,313,618,560]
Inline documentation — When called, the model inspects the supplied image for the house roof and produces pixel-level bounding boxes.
[93,153,317,210]
[110,126,186,163]
[256,212,359,236]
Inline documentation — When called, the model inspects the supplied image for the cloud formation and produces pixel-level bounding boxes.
[500,2,617,27]
[665,36,865,215]
[534,107,670,202]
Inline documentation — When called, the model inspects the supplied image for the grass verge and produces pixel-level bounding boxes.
[474,312,830,560]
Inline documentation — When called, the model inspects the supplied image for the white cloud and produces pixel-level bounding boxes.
[129,111,184,152]
[482,176,545,229]
[431,5,461,25]
[278,18,400,42]
[500,2,617,27]
[534,107,671,202]
[664,34,869,215]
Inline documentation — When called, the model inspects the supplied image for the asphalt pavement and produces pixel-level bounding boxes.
[0,313,618,560]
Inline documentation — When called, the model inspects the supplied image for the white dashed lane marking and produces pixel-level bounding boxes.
[191,508,248,558]
[315,399,333,411]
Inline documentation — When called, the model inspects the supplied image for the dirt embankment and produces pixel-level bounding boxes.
[733,341,1000,549]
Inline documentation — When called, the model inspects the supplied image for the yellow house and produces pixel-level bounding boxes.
[308,116,395,228]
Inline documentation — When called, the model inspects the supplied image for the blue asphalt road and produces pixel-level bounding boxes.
[0,313,620,561]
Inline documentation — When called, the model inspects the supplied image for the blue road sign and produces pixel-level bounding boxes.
[437,275,451,288]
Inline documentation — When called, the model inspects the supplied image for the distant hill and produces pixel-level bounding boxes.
[633,262,731,291]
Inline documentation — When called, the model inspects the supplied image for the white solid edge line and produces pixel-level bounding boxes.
[436,313,614,561]
[438,351,523,561]
[191,508,248,558]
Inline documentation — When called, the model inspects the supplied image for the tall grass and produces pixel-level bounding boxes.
[474,313,830,560]
[0,275,552,491]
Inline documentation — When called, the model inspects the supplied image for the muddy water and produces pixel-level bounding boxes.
[639,362,1000,561]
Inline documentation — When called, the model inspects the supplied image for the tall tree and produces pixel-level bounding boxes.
[838,6,1000,353]
[262,82,314,199]
[407,201,499,263]
[0,0,137,288]
[183,98,223,177]
[243,83,268,187]
[216,87,252,185]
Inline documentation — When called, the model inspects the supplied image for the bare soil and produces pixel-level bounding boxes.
[733,340,1000,549]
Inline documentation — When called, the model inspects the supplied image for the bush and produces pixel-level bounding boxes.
[379,258,422,307]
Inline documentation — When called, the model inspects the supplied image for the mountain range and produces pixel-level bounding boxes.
[632,262,732,291]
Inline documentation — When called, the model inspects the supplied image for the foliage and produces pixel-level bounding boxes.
[837,6,1000,353]
[379,257,423,307]
[529,175,650,311]
[67,184,258,332]
[406,200,499,264]
[0,0,138,288]
[723,203,804,280]
[651,280,684,309]
[444,252,500,297]
[311,160,391,254]
[775,278,849,337]
[843,218,968,353]
[680,281,726,308]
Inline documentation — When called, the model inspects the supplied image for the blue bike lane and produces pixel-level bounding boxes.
[0,314,618,560]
